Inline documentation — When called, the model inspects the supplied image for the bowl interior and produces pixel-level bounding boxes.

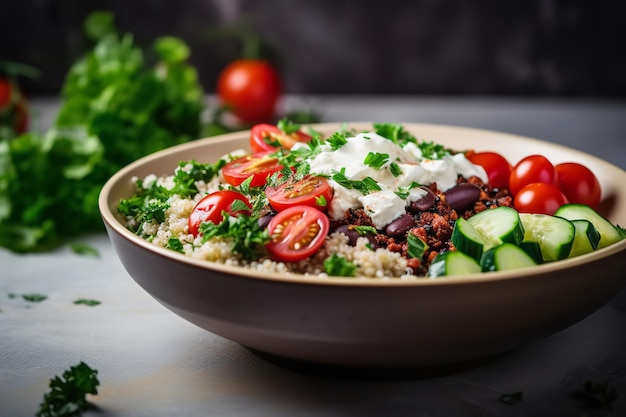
[100,122,626,285]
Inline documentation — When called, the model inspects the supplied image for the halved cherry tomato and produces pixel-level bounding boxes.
[250,123,312,153]
[266,175,334,212]
[265,205,330,262]
[555,162,601,208]
[467,151,512,189]
[514,182,569,215]
[216,59,281,124]
[509,155,557,196]
[188,190,252,237]
[221,151,284,187]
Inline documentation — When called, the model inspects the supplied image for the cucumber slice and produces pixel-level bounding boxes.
[554,204,623,249]
[428,251,481,277]
[519,213,575,261]
[451,217,488,260]
[466,206,525,248]
[519,240,543,264]
[569,219,601,257]
[480,243,537,272]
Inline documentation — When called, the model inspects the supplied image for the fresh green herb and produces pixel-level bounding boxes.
[316,195,328,207]
[69,243,99,258]
[36,361,99,417]
[0,11,205,253]
[497,391,523,405]
[170,159,227,197]
[363,152,389,169]
[373,123,417,146]
[277,118,301,134]
[324,253,356,277]
[389,162,403,177]
[578,379,618,408]
[199,213,270,260]
[326,131,348,150]
[23,293,48,303]
[166,237,184,253]
[331,169,381,195]
[73,299,101,307]
[394,182,421,200]
[418,141,449,160]
[353,225,378,235]
[407,233,428,258]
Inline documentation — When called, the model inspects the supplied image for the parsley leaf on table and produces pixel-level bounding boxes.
[0,11,205,253]
[36,361,99,417]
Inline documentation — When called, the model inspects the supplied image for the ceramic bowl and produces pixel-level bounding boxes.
[99,123,626,370]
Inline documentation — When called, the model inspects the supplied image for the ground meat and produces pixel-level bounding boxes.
[331,175,514,276]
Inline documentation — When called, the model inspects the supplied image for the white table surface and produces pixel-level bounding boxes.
[2,96,625,417]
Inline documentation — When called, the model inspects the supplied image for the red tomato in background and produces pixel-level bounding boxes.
[221,151,284,187]
[467,151,512,189]
[514,182,569,215]
[0,77,29,135]
[265,205,330,262]
[555,162,602,208]
[188,190,252,237]
[0,78,12,110]
[509,155,557,196]
[217,59,282,124]
[266,175,334,212]
[250,123,312,153]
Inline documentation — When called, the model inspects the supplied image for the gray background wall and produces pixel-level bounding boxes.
[2,0,625,97]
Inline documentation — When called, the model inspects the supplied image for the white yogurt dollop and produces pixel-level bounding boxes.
[304,132,487,228]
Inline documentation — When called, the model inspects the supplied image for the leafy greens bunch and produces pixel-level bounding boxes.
[0,11,206,252]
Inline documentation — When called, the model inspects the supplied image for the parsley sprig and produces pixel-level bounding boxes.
[36,361,99,417]
[199,213,270,260]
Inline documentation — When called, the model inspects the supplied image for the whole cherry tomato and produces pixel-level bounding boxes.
[188,190,252,237]
[250,123,312,153]
[217,59,282,124]
[265,205,330,262]
[509,155,557,196]
[467,151,512,189]
[555,162,602,208]
[514,182,569,215]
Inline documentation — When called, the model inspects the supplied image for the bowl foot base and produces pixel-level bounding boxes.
[245,347,511,380]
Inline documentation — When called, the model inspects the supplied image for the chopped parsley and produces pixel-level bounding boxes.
[37,361,99,417]
[418,141,450,160]
[276,118,302,134]
[363,152,390,169]
[198,213,270,260]
[407,233,428,259]
[69,243,99,258]
[73,299,101,307]
[353,225,378,235]
[326,131,348,150]
[331,169,381,195]
[389,161,403,177]
[373,123,418,146]
[324,253,357,277]
[166,237,185,253]
[23,294,48,303]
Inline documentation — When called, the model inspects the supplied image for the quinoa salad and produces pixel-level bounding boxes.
[117,122,623,279]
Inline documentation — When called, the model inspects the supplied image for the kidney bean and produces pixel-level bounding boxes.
[385,213,416,238]
[409,186,436,212]
[257,214,274,229]
[335,225,377,248]
[443,183,481,212]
